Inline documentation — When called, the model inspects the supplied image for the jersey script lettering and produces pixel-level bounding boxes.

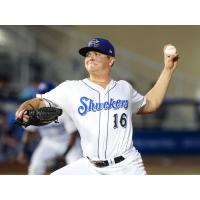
[78,96,128,116]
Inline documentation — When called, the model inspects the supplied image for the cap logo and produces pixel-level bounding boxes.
[88,39,100,47]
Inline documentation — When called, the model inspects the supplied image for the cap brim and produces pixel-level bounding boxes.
[79,47,106,57]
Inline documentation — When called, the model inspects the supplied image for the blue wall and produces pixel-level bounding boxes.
[133,129,200,155]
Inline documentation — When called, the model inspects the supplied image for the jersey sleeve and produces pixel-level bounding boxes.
[59,112,77,135]
[41,81,71,114]
[129,84,146,114]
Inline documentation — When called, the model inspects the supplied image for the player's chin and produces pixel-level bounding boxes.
[85,64,99,72]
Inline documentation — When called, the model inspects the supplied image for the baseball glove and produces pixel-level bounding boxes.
[15,106,63,127]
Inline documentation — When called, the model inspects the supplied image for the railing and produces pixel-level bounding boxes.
[134,98,200,130]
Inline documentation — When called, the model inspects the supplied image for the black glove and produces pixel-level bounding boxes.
[15,107,62,127]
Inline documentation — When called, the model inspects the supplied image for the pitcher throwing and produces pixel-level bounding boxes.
[16,38,179,175]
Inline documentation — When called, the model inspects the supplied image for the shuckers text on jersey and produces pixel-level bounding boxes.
[78,96,128,116]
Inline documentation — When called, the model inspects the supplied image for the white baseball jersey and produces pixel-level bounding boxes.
[42,78,146,161]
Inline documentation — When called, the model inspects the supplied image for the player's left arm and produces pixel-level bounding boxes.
[137,45,179,114]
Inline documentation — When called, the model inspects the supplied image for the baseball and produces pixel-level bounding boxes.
[164,45,177,56]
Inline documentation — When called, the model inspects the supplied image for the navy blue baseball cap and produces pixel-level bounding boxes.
[79,38,115,57]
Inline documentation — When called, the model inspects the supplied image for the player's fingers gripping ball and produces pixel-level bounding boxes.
[164,44,179,62]
[163,44,179,71]
[164,44,177,56]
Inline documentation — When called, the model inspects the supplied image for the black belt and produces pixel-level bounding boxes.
[87,156,125,168]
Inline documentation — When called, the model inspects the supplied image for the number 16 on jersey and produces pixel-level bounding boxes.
[113,113,127,129]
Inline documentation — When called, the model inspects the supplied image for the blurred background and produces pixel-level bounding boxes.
[0,25,200,174]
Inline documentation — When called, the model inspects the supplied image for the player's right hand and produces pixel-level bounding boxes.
[163,44,179,72]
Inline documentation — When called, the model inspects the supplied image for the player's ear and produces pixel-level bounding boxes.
[109,57,115,67]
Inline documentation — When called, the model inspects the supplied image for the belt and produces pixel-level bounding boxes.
[87,156,125,168]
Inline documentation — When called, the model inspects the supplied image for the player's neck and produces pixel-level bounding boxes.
[88,75,111,89]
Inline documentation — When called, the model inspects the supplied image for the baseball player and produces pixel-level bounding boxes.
[17,81,82,174]
[15,38,179,175]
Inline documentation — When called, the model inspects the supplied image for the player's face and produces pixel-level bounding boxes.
[85,51,114,74]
